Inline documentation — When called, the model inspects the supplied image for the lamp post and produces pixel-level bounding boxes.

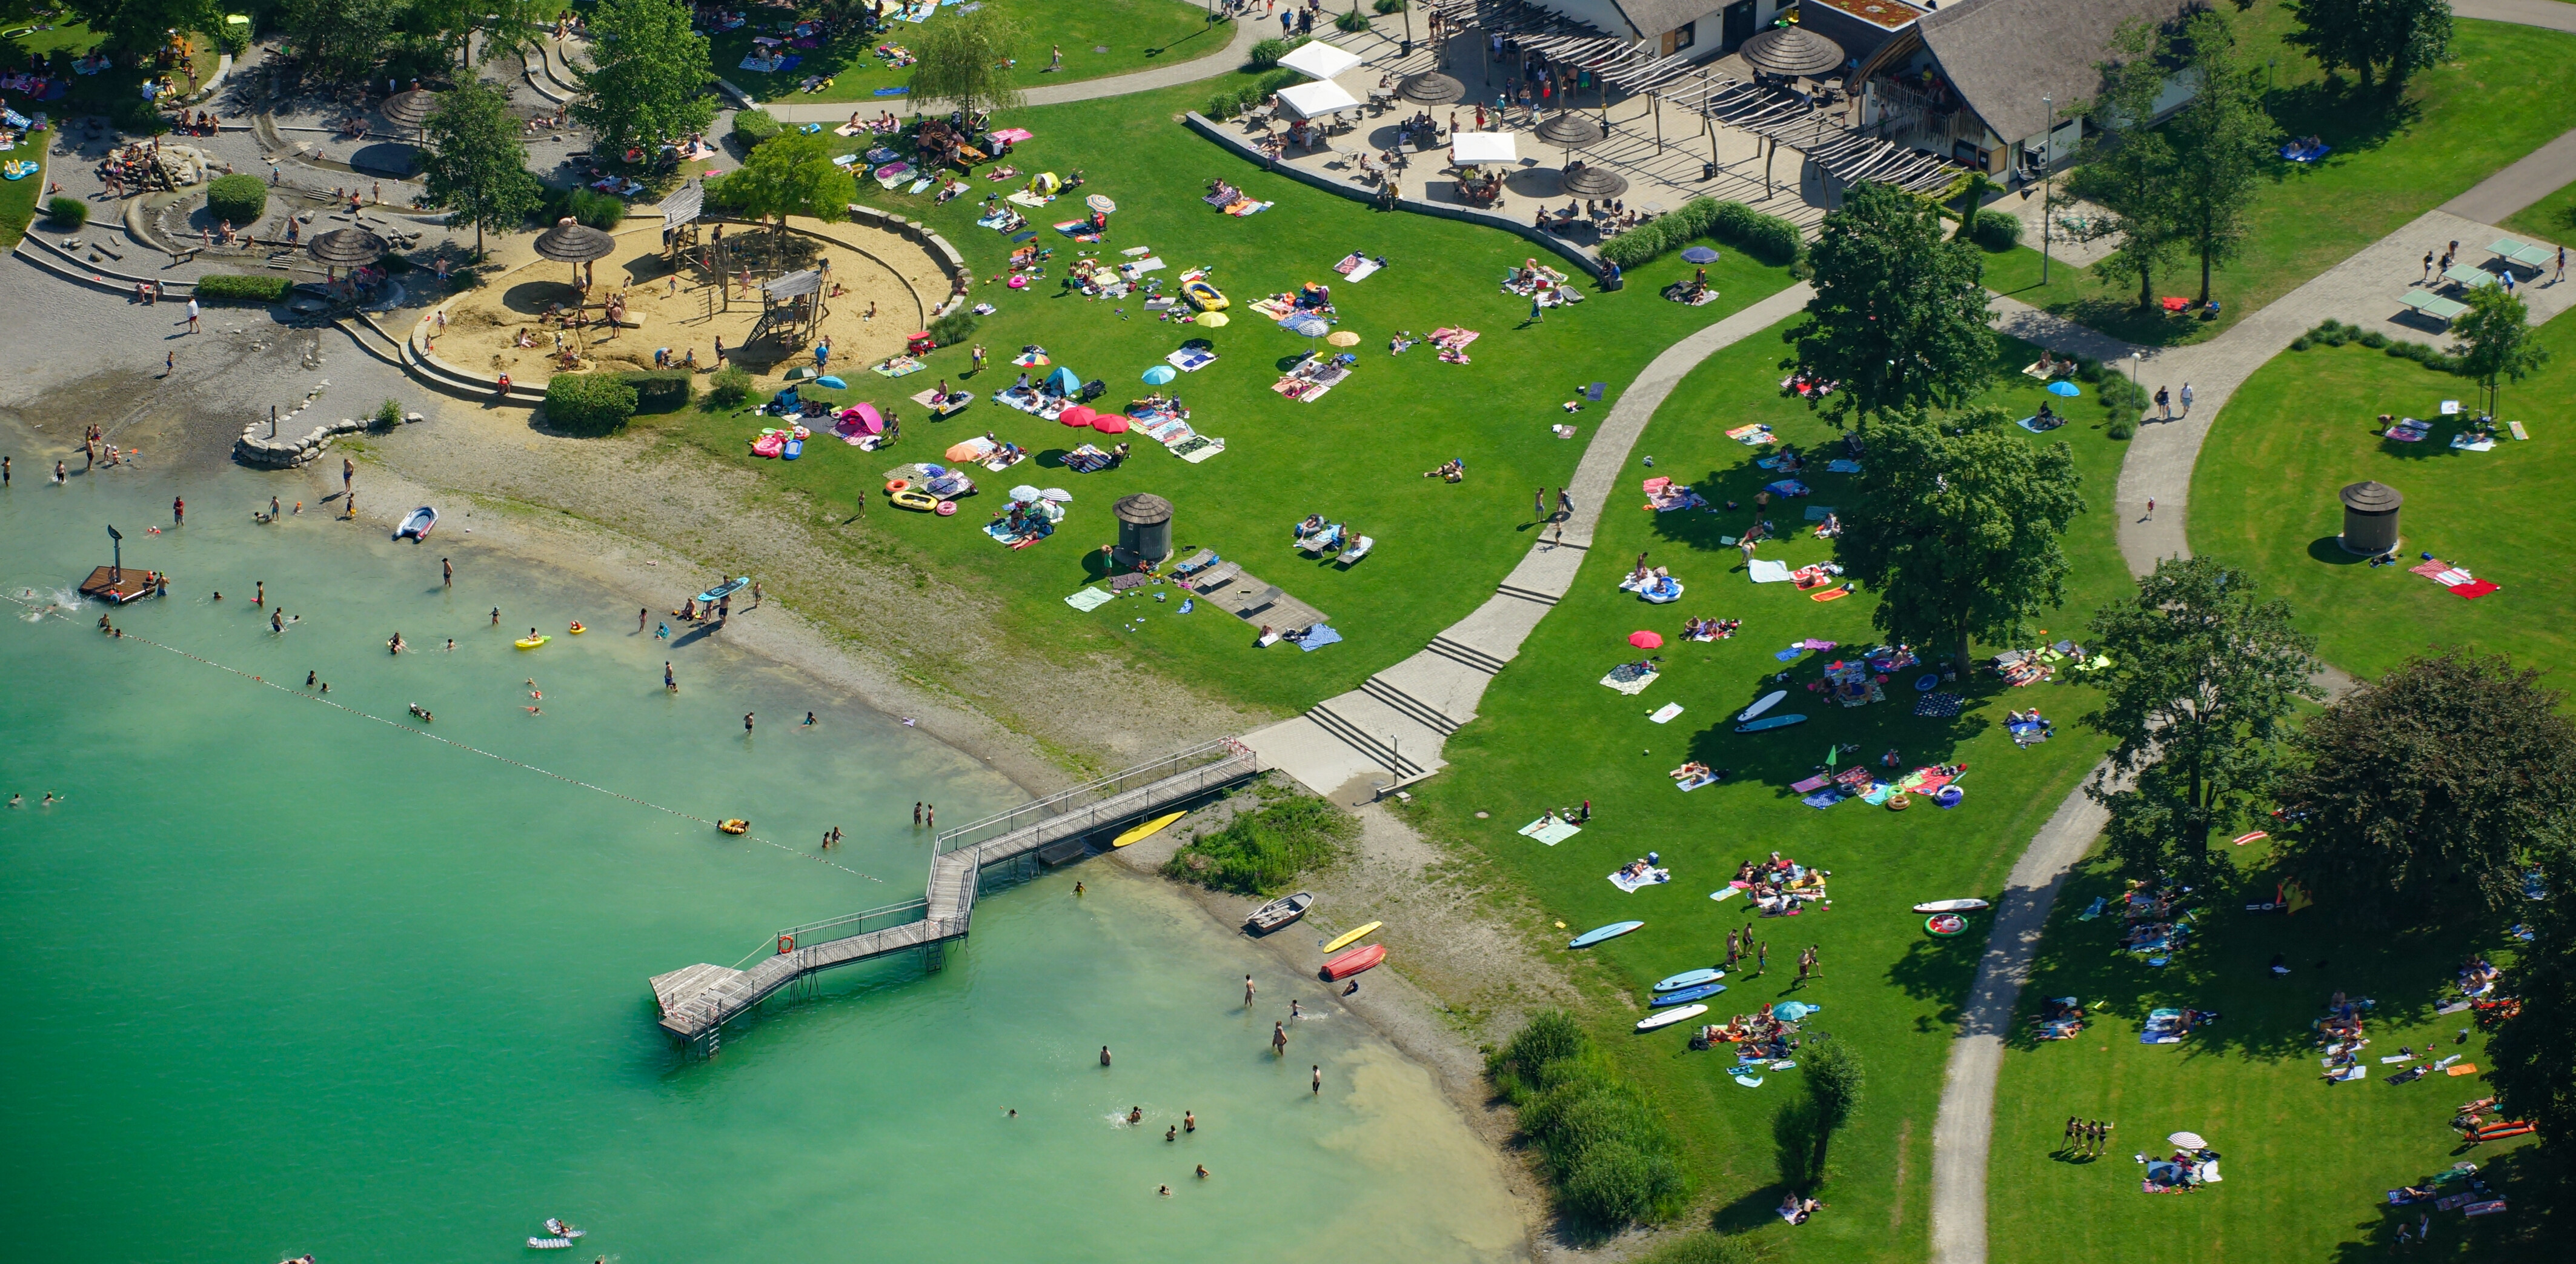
[2039,95,2052,285]
[2129,351,2142,388]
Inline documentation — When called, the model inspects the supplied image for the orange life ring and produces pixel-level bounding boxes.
[1887,793,1913,811]
[886,478,911,493]
[777,934,795,955]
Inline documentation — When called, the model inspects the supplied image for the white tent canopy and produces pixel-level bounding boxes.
[1449,131,1519,164]
[1277,79,1366,121]
[1276,39,1363,81]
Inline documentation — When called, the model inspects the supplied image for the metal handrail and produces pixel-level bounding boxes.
[732,898,934,968]
[932,739,1253,856]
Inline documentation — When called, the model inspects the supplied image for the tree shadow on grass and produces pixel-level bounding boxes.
[2263,74,2422,176]
[1885,921,1987,1032]
[1678,675,1993,797]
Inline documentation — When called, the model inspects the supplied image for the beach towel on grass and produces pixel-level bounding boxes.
[1827,459,1864,473]
[1710,884,1741,901]
[1064,587,1114,611]
[1294,624,1342,651]
[1790,773,1831,793]
[1608,867,1671,893]
[2453,579,2500,599]
[1518,817,1582,845]
[1804,505,1837,521]
[1802,790,1845,810]
[1334,252,1382,282]
[1600,667,1659,694]
[1748,559,1793,584]
[1649,702,1685,723]
[1678,773,1720,792]
[1915,692,1964,718]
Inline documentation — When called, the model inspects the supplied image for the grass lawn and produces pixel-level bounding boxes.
[2188,322,2576,699]
[648,76,1800,725]
[710,0,1233,104]
[0,130,41,248]
[1979,4,2576,346]
[1388,328,2139,1259]
[2501,176,2576,249]
[1986,842,2544,1262]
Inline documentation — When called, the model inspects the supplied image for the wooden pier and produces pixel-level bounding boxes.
[78,567,160,603]
[649,740,1261,1044]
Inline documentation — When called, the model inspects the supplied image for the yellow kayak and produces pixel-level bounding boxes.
[1320,920,1383,954]
[514,635,550,650]
[1113,811,1186,848]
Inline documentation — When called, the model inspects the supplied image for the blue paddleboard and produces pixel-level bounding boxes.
[1653,982,1727,1005]
[815,375,848,390]
[1654,968,1724,992]
[1569,920,1644,949]
[1735,713,1808,733]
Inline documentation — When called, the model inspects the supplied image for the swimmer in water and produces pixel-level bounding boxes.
[43,791,57,805]
[1164,1125,1177,1142]
[491,607,500,625]
[1006,1108,1017,1119]
[1183,1110,1195,1133]
[270,611,282,633]
[7,793,19,807]
[527,705,542,714]
[212,591,222,600]
[254,582,264,605]
[445,639,454,651]
[1126,1106,1141,1124]
[803,711,817,726]
[1157,1185,1171,1198]
[307,671,316,688]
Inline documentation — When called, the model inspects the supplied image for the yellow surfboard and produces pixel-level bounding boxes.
[1112,811,1186,848]
[1320,920,1383,954]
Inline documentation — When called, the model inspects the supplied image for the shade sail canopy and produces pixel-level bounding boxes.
[533,217,617,263]
[1278,79,1366,120]
[1399,71,1466,105]
[1276,39,1363,81]
[1742,25,1847,78]
[306,226,387,266]
[1562,166,1628,198]
[1449,131,1518,164]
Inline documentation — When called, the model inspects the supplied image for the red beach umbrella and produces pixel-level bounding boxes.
[1090,414,1131,435]
[1059,405,1098,428]
[1629,630,1664,649]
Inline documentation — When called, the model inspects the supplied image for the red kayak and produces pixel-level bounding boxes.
[1321,943,1385,981]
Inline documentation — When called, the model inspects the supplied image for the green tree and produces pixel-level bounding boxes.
[1943,170,2007,242]
[2285,0,2452,93]
[418,79,543,257]
[715,131,856,257]
[2166,9,2279,303]
[1801,1033,1867,1178]
[2086,558,2321,887]
[2274,651,2576,925]
[908,8,1027,115]
[279,0,405,84]
[2066,18,2184,312]
[65,0,221,55]
[1839,405,2083,673]
[571,0,716,164]
[2448,285,2551,418]
[1784,181,1996,422]
[2489,895,2576,1186]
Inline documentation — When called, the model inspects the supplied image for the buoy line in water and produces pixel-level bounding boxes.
[6,592,886,883]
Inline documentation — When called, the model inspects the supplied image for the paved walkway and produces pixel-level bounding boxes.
[1241,282,1816,800]
[2443,127,2576,224]
[2457,0,2576,34]
[758,18,1264,120]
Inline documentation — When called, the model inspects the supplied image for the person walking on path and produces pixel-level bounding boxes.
[2422,250,2435,283]
[1533,487,1547,524]
[2154,385,2171,421]
[2179,382,2193,417]
[185,297,200,333]
[2145,497,2155,521]
[343,457,354,496]
[2556,246,2566,285]
[164,350,174,378]
[1556,488,1573,521]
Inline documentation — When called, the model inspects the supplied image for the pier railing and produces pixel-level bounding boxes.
[732,898,931,969]
[931,739,1256,857]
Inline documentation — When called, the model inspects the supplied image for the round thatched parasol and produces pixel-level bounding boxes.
[382,87,443,129]
[1561,166,1628,198]
[1533,111,1605,150]
[1398,71,1466,105]
[533,216,618,264]
[307,225,388,268]
[1741,25,1847,79]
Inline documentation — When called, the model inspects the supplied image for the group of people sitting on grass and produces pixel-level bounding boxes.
[1666,760,1727,783]
[1782,368,1840,398]
[1730,851,1830,916]
[1682,616,1739,640]
[1692,1001,1805,1057]
[1421,457,1465,482]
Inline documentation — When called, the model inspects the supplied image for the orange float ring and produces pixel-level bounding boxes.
[886,478,911,493]
[777,934,795,955]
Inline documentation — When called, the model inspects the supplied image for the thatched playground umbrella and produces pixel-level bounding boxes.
[1398,71,1466,106]
[1741,25,1847,79]
[1534,111,1605,151]
[1561,166,1628,198]
[533,216,618,288]
[307,225,387,276]
[381,87,443,130]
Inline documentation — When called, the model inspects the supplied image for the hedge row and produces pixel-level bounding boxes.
[1206,65,1309,119]
[195,273,293,302]
[622,369,694,414]
[544,372,640,435]
[732,108,782,148]
[540,186,626,231]
[1487,1011,1691,1226]
[2293,318,2463,372]
[1598,197,1802,270]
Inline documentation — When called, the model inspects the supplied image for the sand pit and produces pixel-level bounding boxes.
[427,214,953,385]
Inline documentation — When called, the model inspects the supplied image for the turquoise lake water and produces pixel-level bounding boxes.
[0,459,1522,1263]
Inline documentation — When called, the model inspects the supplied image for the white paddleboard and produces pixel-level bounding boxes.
[1912,899,1991,914]
[1637,1004,1707,1031]
[1737,690,1788,722]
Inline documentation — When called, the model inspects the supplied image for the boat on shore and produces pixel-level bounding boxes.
[1246,890,1313,933]
[394,505,436,541]
[1321,942,1385,980]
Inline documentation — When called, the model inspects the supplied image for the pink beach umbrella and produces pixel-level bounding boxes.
[1059,405,1099,428]
[1090,414,1132,435]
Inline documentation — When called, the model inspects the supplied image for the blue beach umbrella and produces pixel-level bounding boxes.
[2047,380,2082,397]
[1281,314,1330,337]
[1681,246,1720,264]
[1142,364,1178,385]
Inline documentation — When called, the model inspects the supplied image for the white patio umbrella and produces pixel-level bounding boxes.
[1276,39,1362,82]
[2168,1131,2208,1149]
[1449,131,1518,165]
[1039,488,1072,503]
[1009,484,1043,502]
[1277,79,1366,121]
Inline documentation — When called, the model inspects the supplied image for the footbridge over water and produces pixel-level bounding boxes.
[649,740,1261,1045]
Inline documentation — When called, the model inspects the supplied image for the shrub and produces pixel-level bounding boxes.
[1971,208,2022,251]
[1256,66,1304,95]
[1247,37,1295,68]
[1709,199,1802,264]
[1596,221,1670,268]
[1206,90,1238,119]
[620,370,694,414]
[732,108,781,148]
[708,365,754,407]
[543,371,639,435]
[204,173,268,227]
[1162,790,1356,896]
[2289,336,2312,351]
[194,273,293,302]
[1486,1010,1692,1227]
[1638,1234,1761,1264]
[543,185,627,231]
[1334,7,1370,32]
[371,398,404,429]
[1374,0,1408,12]
[2358,328,2389,348]
[929,310,978,346]
[2107,413,2139,439]
[44,196,87,227]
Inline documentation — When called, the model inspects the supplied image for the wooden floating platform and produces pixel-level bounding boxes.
[78,567,159,603]
[650,742,1261,1042]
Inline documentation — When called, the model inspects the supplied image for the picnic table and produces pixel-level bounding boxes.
[2396,288,2469,324]
[2441,263,2497,290]
[2488,237,2556,271]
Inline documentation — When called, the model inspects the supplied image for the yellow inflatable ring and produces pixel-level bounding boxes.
[568,622,585,634]
[719,819,749,834]
[514,635,549,649]
[1886,792,1913,811]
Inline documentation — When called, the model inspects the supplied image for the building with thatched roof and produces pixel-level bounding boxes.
[1510,0,1802,61]
[1850,0,2202,178]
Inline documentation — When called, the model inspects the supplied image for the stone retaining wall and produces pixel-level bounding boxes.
[234,409,425,468]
